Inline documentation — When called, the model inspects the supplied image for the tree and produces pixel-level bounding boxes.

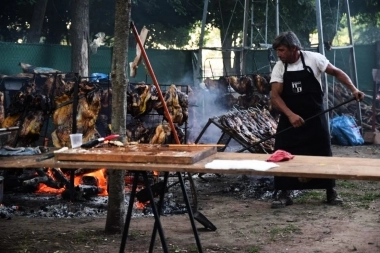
[206,0,245,74]
[70,0,90,76]
[0,0,34,42]
[27,0,48,43]
[131,0,203,48]
[105,0,131,234]
[349,0,380,44]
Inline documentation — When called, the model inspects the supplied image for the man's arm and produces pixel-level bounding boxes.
[324,63,364,101]
[271,82,305,127]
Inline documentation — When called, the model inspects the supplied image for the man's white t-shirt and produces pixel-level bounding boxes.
[270,50,330,89]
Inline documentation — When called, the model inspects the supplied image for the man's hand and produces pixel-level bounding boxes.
[352,89,365,102]
[288,113,305,128]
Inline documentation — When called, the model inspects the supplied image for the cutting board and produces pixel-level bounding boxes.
[54,144,217,164]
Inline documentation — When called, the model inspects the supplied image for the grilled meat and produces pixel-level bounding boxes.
[51,81,102,148]
[150,123,171,144]
[252,74,271,95]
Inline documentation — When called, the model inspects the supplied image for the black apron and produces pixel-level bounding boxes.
[274,52,335,190]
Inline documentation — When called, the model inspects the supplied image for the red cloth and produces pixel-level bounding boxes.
[266,149,295,162]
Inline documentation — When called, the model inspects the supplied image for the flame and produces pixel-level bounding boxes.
[36,168,108,196]
[36,168,65,194]
[34,169,150,210]
[75,168,108,196]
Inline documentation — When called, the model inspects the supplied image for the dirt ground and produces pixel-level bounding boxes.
[1,144,380,253]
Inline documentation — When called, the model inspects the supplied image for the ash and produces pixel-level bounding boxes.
[193,173,304,201]
[0,174,306,220]
[0,193,107,219]
[0,193,146,220]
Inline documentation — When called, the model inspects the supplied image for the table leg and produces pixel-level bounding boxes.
[141,171,169,253]
[177,172,203,253]
[119,171,203,253]
[149,172,169,252]
[119,171,140,253]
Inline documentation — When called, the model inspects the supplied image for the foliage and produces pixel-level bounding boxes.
[0,0,379,47]
[0,0,34,42]
[131,0,203,48]
[353,17,380,44]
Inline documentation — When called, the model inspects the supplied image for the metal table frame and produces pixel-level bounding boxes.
[119,171,203,253]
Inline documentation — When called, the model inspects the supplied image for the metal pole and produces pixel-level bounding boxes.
[265,0,268,45]
[344,0,362,129]
[198,0,209,84]
[276,0,279,35]
[240,0,249,75]
[251,0,254,46]
[315,0,330,128]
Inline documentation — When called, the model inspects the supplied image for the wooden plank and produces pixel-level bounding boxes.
[54,144,217,164]
[48,153,380,181]
[2,152,380,182]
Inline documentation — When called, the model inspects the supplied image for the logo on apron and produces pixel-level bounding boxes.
[292,81,302,93]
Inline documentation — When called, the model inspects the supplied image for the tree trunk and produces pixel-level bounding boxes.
[28,0,48,43]
[220,29,234,76]
[70,0,90,77]
[105,0,131,234]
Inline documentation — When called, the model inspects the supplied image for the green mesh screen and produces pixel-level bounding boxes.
[0,42,376,90]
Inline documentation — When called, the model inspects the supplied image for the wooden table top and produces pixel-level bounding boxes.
[1,152,380,181]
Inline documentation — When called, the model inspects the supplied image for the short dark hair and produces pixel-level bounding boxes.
[272,31,302,50]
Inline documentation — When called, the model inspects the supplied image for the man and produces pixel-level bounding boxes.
[269,31,364,208]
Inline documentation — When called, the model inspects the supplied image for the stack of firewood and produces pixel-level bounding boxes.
[327,83,380,132]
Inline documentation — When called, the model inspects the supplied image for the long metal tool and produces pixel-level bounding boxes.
[237,97,356,153]
[124,22,204,253]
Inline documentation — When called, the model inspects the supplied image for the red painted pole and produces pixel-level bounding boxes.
[130,22,180,144]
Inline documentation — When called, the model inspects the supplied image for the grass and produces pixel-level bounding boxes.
[292,180,380,207]
[294,190,324,204]
[337,180,357,189]
[247,245,261,253]
[268,224,302,241]
[128,229,147,240]
[337,180,380,209]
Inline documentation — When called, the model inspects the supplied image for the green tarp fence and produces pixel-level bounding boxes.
[0,42,376,91]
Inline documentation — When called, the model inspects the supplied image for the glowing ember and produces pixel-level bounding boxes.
[135,201,146,210]
[37,184,64,194]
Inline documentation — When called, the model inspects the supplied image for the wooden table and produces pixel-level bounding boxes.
[3,152,380,181]
[2,152,380,253]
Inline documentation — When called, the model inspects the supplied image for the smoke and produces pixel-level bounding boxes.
[187,83,233,144]
[90,32,106,54]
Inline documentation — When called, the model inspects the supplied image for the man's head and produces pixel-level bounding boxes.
[272,31,302,64]
[272,31,302,50]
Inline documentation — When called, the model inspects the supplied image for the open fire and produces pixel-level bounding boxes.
[18,168,161,210]
[36,168,108,196]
